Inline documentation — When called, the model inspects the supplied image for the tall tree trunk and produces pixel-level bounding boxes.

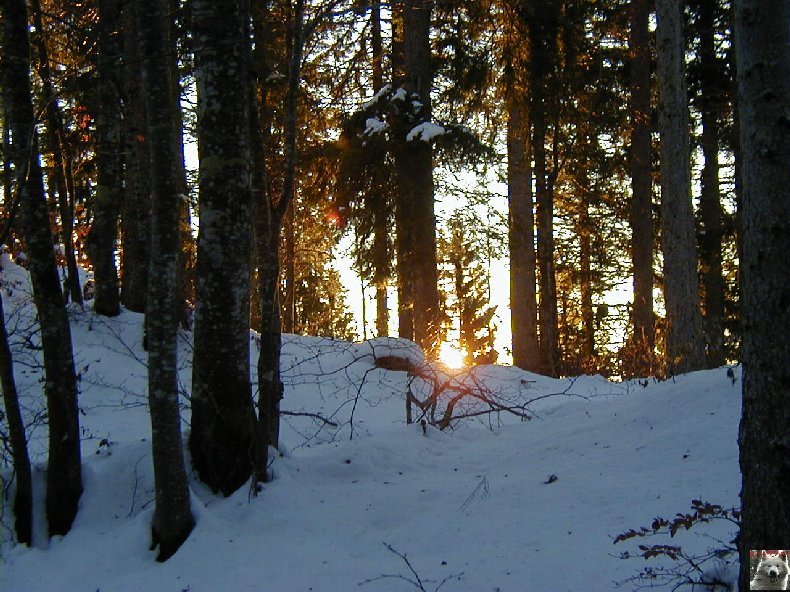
[168,0,196,325]
[120,1,150,313]
[577,176,595,365]
[393,0,440,355]
[628,0,654,373]
[735,0,790,588]
[0,290,32,545]
[506,98,540,372]
[1,0,82,537]
[90,0,123,316]
[655,0,705,374]
[529,6,560,377]
[371,0,389,337]
[136,0,194,561]
[29,0,83,306]
[189,0,257,496]
[697,0,726,368]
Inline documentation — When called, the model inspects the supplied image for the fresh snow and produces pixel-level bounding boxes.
[1,256,742,591]
[406,122,446,142]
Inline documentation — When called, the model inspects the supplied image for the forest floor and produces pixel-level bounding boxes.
[1,255,741,591]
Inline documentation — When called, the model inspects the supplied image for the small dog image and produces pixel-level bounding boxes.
[750,551,790,590]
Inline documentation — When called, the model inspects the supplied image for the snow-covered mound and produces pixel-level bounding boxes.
[1,262,742,591]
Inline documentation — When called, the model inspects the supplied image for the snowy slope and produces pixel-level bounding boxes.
[1,258,742,591]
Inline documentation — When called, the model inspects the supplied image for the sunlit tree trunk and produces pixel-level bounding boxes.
[655,0,705,374]
[506,98,540,372]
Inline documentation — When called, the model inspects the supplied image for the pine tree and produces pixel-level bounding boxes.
[655,0,705,374]
[627,0,655,374]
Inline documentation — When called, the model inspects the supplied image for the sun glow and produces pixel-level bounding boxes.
[438,342,467,370]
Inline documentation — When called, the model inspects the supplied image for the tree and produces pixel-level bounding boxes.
[29,0,83,306]
[136,0,195,561]
[89,0,124,316]
[392,0,441,355]
[627,0,655,374]
[655,0,705,374]
[0,288,32,545]
[119,0,150,314]
[189,0,258,495]
[440,213,497,366]
[502,1,540,373]
[1,0,82,536]
[692,0,727,368]
[734,0,790,587]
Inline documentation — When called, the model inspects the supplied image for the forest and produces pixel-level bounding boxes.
[0,0,788,590]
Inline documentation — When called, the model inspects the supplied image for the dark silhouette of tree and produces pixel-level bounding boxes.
[1,0,82,537]
[734,0,790,587]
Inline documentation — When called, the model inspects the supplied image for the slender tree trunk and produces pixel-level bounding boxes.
[120,1,150,314]
[90,0,123,316]
[578,180,595,364]
[529,7,560,376]
[190,0,257,496]
[29,0,83,306]
[506,98,540,372]
[2,0,82,537]
[735,0,790,588]
[0,290,32,545]
[282,206,296,333]
[371,0,389,337]
[628,0,654,373]
[136,0,194,561]
[697,0,726,368]
[655,0,705,374]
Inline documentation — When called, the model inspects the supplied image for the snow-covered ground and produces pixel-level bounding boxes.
[1,256,742,591]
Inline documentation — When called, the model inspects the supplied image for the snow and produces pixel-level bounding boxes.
[362,83,392,110]
[364,117,388,136]
[407,122,447,142]
[1,258,742,591]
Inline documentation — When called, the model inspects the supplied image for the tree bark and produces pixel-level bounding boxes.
[628,0,654,373]
[393,0,440,355]
[697,0,726,368]
[529,3,560,376]
[1,0,82,537]
[0,289,32,545]
[734,0,790,588]
[29,0,83,306]
[136,0,195,561]
[189,0,257,496]
[90,0,124,316]
[506,98,540,372]
[655,0,705,374]
[120,1,150,314]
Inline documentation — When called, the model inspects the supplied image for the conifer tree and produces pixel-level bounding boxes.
[734,0,790,586]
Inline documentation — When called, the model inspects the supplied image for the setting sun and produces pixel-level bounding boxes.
[438,342,466,370]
